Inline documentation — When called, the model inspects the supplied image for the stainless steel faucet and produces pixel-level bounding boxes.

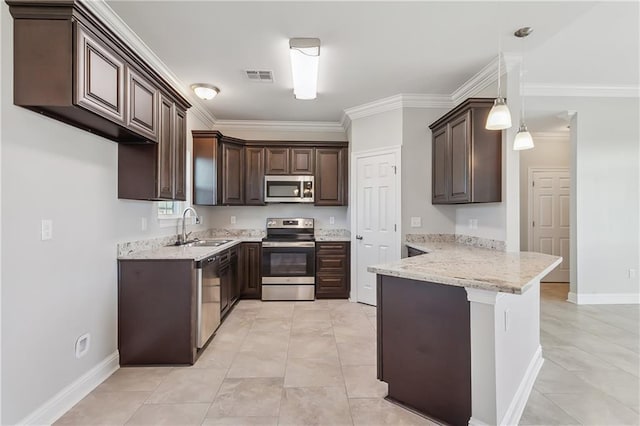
[179,206,200,244]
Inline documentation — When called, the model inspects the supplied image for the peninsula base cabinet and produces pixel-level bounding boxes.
[315,242,350,299]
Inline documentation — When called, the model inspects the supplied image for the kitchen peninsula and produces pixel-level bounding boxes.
[368,241,561,426]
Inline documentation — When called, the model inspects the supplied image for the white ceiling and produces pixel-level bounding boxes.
[107,1,639,125]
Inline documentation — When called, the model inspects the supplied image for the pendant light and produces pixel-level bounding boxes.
[513,27,534,151]
[485,36,512,130]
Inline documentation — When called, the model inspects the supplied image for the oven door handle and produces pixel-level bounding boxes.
[262,241,316,248]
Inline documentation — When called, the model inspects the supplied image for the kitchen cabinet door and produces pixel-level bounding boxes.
[239,243,262,299]
[315,147,348,206]
[125,66,158,142]
[157,94,175,199]
[449,111,471,203]
[220,141,245,205]
[265,147,290,175]
[76,23,126,124]
[173,107,187,201]
[245,147,265,205]
[290,148,314,175]
[432,126,449,204]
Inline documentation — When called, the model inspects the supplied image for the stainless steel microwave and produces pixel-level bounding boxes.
[264,176,314,203]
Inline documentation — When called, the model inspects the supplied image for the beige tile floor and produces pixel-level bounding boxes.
[56,284,639,426]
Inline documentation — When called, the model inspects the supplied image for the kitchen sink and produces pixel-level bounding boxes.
[171,239,232,247]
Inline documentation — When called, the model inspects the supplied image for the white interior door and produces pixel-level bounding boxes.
[530,168,570,282]
[355,151,399,305]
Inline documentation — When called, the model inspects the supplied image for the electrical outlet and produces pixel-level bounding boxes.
[329,216,335,225]
[75,333,91,359]
[468,219,478,230]
[230,216,236,225]
[410,217,421,228]
[141,217,147,232]
[629,269,637,279]
[41,219,53,240]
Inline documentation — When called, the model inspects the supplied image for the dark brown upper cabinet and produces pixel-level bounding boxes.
[192,132,220,205]
[8,0,189,145]
[265,147,315,175]
[192,132,348,206]
[315,147,348,206]
[75,23,126,125]
[245,147,265,205]
[239,243,262,299]
[290,148,315,175]
[126,66,158,143]
[428,98,502,204]
[265,147,290,175]
[220,140,245,205]
[118,97,187,201]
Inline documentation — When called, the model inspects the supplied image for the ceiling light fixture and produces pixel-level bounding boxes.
[513,27,534,151]
[485,36,512,130]
[289,38,320,100]
[191,84,220,100]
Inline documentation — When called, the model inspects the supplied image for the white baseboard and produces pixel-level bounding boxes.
[568,292,640,305]
[468,417,491,426]
[19,351,119,425]
[499,346,544,426]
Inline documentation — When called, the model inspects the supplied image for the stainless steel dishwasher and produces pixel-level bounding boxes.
[196,255,221,348]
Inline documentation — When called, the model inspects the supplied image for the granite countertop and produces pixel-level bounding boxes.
[368,241,561,294]
[118,239,248,261]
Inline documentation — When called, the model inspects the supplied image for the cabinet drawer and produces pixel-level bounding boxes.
[317,275,346,289]
[316,242,348,255]
[317,255,347,273]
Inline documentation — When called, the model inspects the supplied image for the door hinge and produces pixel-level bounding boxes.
[392,165,397,175]
[532,221,535,227]
[394,224,397,232]
[532,181,535,187]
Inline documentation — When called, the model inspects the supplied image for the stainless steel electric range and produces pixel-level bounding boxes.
[261,218,315,301]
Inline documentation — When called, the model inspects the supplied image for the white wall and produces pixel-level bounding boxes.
[205,126,350,230]
[401,108,456,241]
[528,96,640,300]
[350,109,403,153]
[519,135,571,250]
[0,5,211,422]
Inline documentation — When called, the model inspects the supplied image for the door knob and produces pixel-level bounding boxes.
[356,235,363,240]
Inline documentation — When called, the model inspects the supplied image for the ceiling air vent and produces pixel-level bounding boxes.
[245,70,274,83]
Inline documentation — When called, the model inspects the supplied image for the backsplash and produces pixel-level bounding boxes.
[117,228,350,257]
[406,233,505,251]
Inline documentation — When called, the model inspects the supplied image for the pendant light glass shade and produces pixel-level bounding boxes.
[513,124,534,150]
[485,97,512,130]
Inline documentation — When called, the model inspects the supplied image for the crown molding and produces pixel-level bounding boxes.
[344,93,453,121]
[213,120,346,134]
[451,57,499,105]
[83,0,217,129]
[524,84,640,98]
[531,131,570,141]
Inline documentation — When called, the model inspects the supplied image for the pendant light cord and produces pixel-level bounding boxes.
[497,36,502,96]
[520,36,526,125]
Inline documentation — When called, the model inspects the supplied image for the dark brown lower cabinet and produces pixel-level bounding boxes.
[316,242,350,299]
[118,259,197,365]
[377,275,471,426]
[239,243,262,299]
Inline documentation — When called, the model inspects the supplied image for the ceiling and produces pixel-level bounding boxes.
[107,1,639,127]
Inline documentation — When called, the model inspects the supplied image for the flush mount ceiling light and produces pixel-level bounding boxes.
[289,38,320,100]
[485,37,512,130]
[513,26,534,151]
[191,84,220,100]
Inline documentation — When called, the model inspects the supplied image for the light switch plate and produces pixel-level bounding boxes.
[230,216,236,224]
[329,216,335,225]
[410,217,421,227]
[41,219,53,240]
